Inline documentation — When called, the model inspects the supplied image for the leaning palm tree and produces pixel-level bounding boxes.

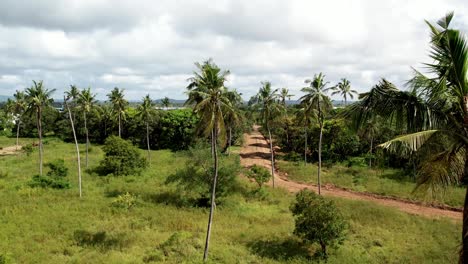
[107,87,127,137]
[11,91,26,150]
[300,73,333,195]
[65,85,80,121]
[331,78,358,105]
[77,88,96,168]
[25,81,55,176]
[349,13,468,261]
[136,94,155,162]
[185,59,233,262]
[252,81,283,188]
[64,95,82,198]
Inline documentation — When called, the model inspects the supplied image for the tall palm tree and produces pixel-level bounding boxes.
[107,87,127,137]
[186,59,233,262]
[331,78,358,105]
[252,81,283,188]
[136,94,155,162]
[349,13,468,261]
[296,106,315,165]
[25,81,55,176]
[65,85,80,121]
[279,88,294,107]
[224,89,243,155]
[77,88,96,168]
[300,73,332,195]
[11,91,26,150]
[64,95,82,198]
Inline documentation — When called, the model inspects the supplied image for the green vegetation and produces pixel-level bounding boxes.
[246,164,271,188]
[0,138,461,263]
[98,136,148,176]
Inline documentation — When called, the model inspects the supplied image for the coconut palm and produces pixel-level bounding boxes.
[107,87,127,137]
[349,13,468,261]
[65,85,80,120]
[331,78,358,105]
[11,91,26,150]
[224,89,243,155]
[300,73,333,195]
[136,94,155,162]
[252,81,283,188]
[64,95,82,197]
[279,88,294,107]
[185,59,234,262]
[161,97,171,109]
[25,81,55,176]
[296,106,315,164]
[77,88,96,168]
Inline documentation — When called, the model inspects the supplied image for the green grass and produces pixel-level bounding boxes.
[278,160,465,207]
[0,136,461,263]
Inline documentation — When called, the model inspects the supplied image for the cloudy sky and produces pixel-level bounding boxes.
[0,0,467,101]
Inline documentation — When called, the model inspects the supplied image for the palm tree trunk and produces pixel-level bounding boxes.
[267,125,275,188]
[227,127,232,156]
[37,108,43,176]
[65,99,82,198]
[16,120,20,151]
[146,121,151,163]
[118,112,121,138]
[462,153,468,263]
[344,94,347,106]
[369,136,373,167]
[84,112,89,169]
[318,121,323,195]
[203,126,219,262]
[304,127,307,165]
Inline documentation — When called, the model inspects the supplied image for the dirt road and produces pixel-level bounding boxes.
[240,125,462,221]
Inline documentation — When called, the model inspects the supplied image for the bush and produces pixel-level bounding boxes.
[157,232,202,260]
[246,164,271,188]
[22,144,33,156]
[98,136,148,176]
[165,143,240,205]
[111,192,138,210]
[46,159,68,177]
[290,190,348,258]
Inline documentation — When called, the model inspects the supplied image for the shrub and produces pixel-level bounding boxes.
[99,136,148,176]
[111,192,138,210]
[46,159,68,177]
[165,143,240,205]
[290,189,348,258]
[158,232,202,260]
[246,164,271,188]
[73,230,130,251]
[22,143,33,156]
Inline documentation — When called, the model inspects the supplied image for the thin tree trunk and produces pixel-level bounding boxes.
[118,112,121,138]
[267,125,275,188]
[16,120,20,151]
[304,127,307,165]
[146,121,151,163]
[211,129,215,158]
[38,108,43,176]
[227,127,232,156]
[318,121,323,195]
[203,125,219,262]
[369,136,373,167]
[462,183,468,263]
[84,112,89,169]
[65,98,82,198]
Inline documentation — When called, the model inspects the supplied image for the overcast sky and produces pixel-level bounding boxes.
[0,0,467,101]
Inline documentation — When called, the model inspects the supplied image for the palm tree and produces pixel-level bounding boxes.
[296,106,315,165]
[186,59,233,262]
[300,73,333,195]
[64,95,82,198]
[11,91,26,150]
[107,87,127,137]
[279,88,294,107]
[252,81,283,188]
[224,89,243,155]
[136,94,155,162]
[65,85,80,121]
[161,97,171,109]
[77,88,96,168]
[25,81,55,176]
[349,13,468,261]
[331,78,358,105]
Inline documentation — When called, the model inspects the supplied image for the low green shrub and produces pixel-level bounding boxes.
[111,192,138,210]
[246,164,271,188]
[46,159,68,177]
[98,136,148,176]
[28,175,70,189]
[73,230,130,251]
[22,144,33,156]
[290,190,348,259]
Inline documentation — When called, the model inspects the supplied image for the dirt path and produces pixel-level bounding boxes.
[0,145,22,156]
[240,125,462,221]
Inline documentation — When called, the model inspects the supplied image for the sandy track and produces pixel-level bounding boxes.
[240,125,462,221]
[0,145,22,156]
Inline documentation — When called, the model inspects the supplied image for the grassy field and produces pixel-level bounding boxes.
[0,137,461,263]
[278,160,466,208]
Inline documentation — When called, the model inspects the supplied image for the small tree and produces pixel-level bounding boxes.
[99,136,147,176]
[290,189,347,258]
[246,165,271,188]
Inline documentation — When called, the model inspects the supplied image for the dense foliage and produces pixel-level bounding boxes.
[98,136,148,176]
